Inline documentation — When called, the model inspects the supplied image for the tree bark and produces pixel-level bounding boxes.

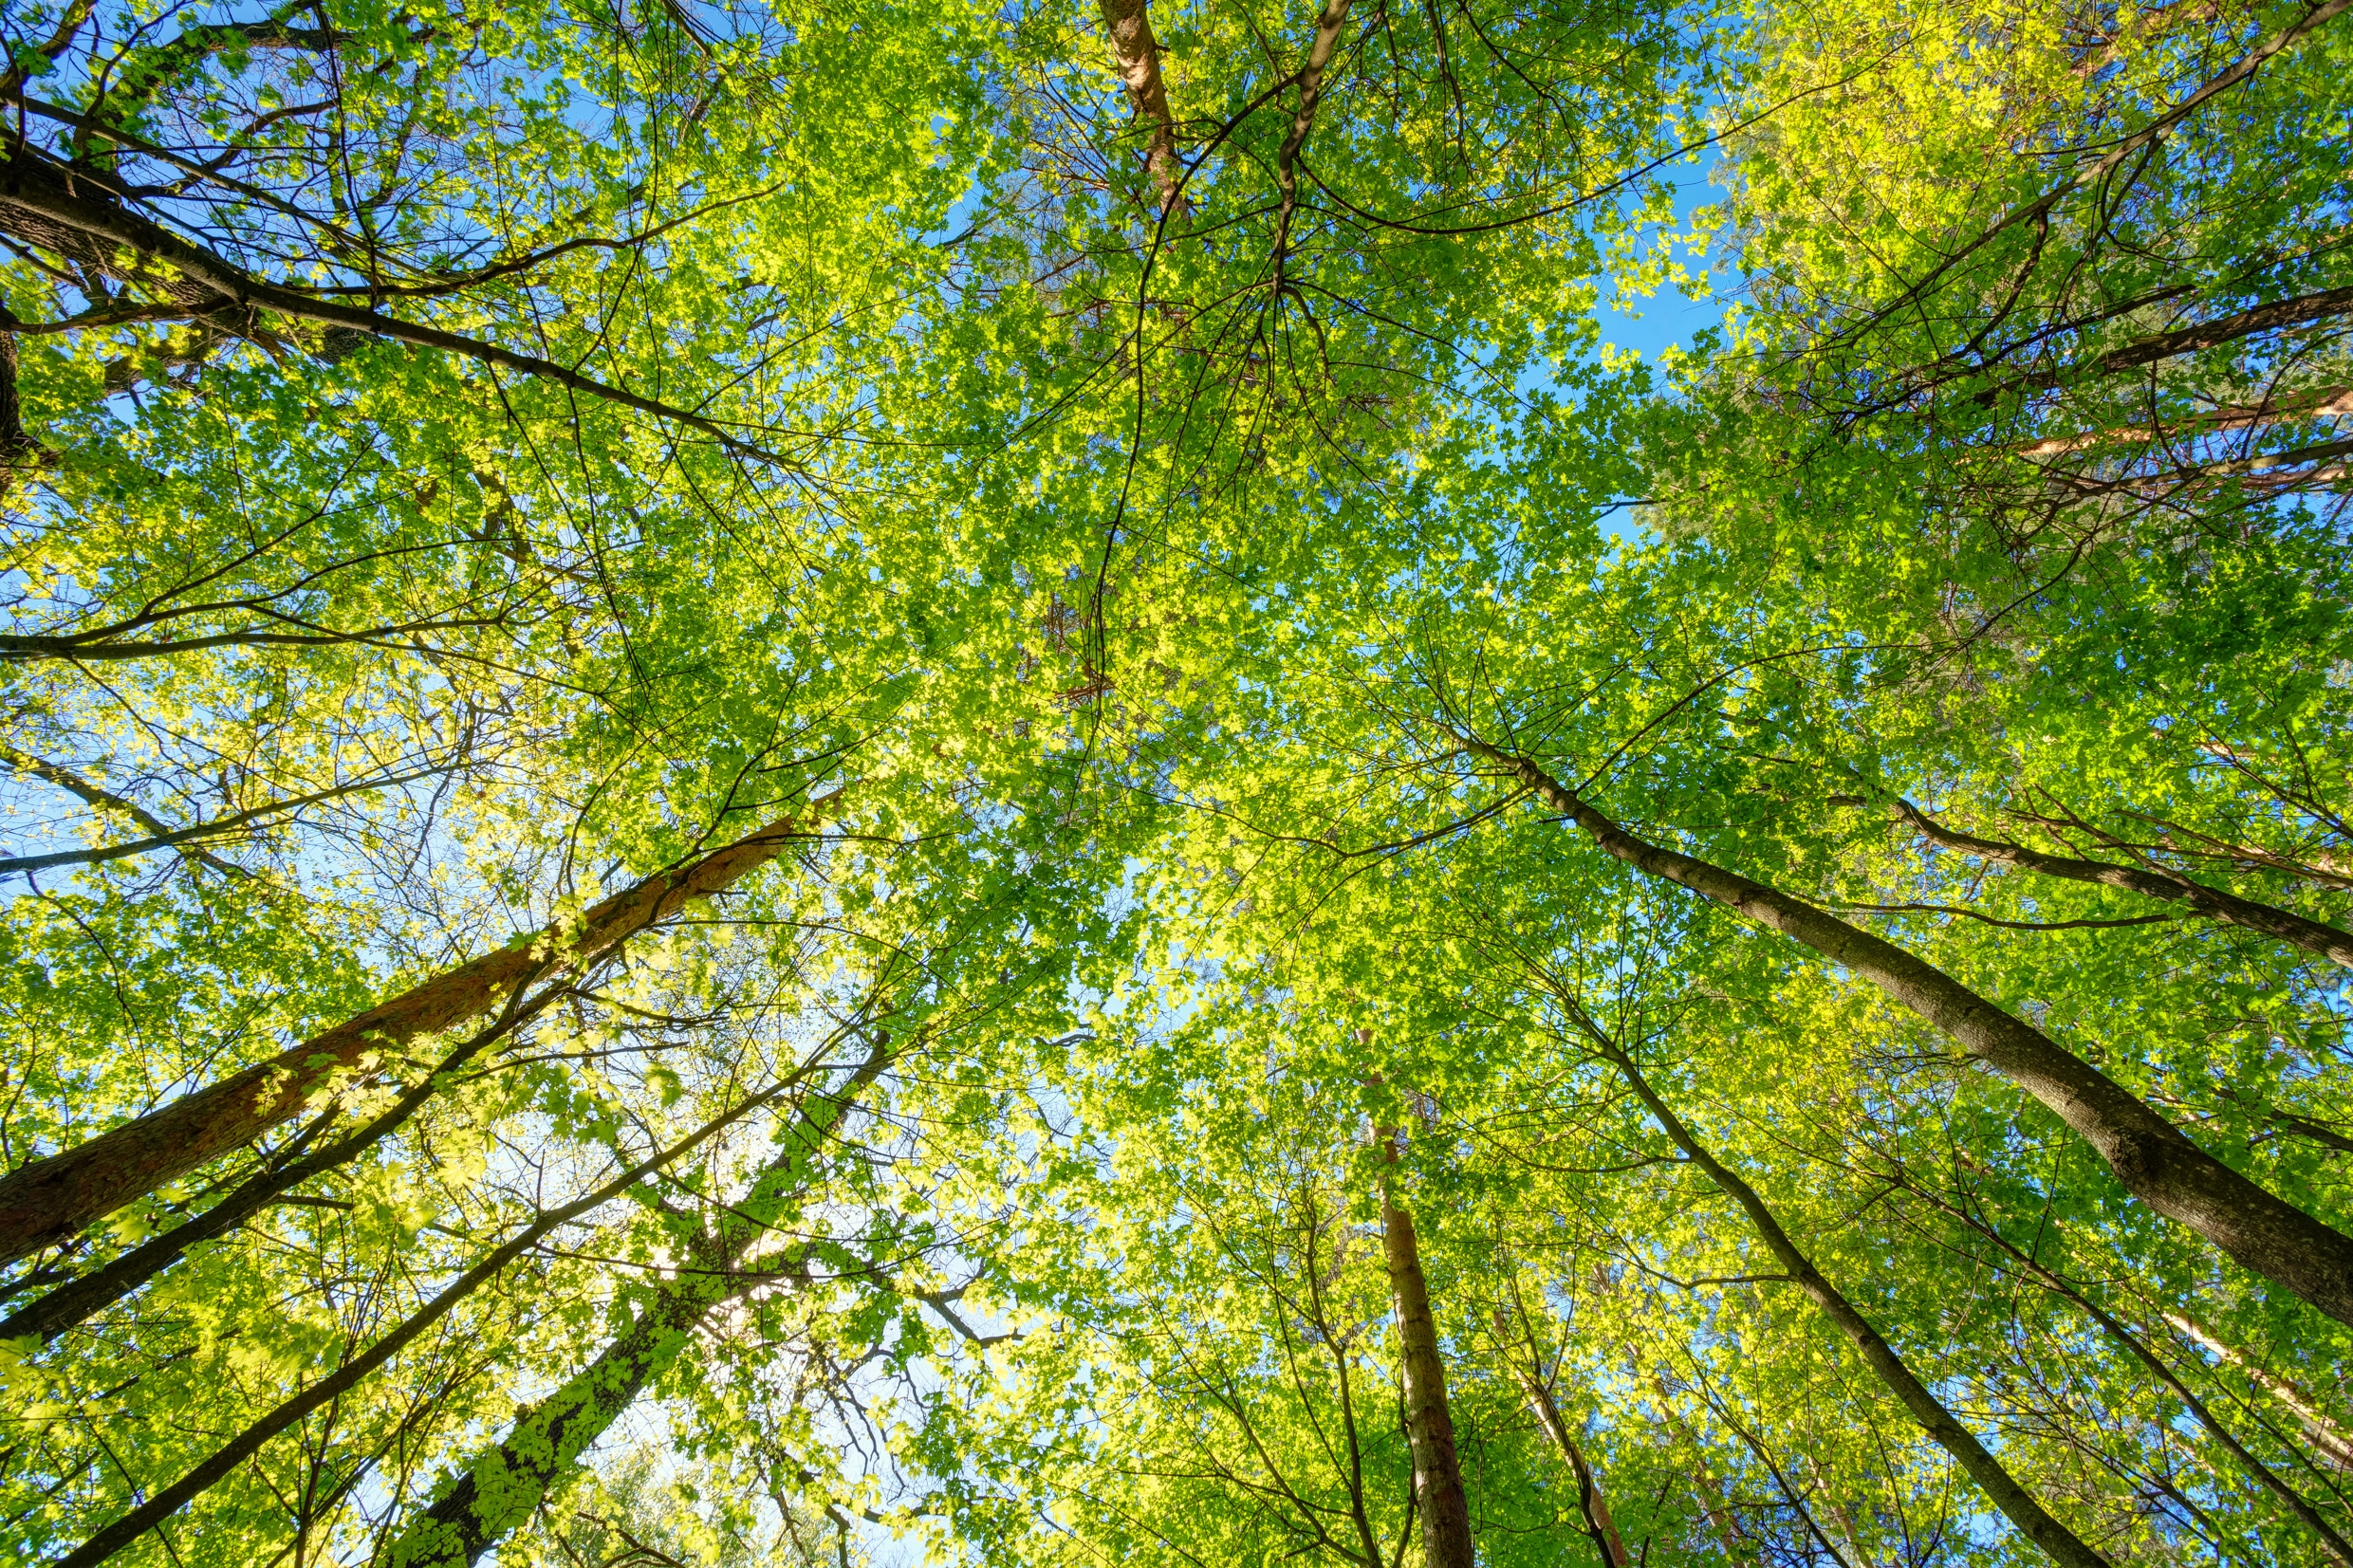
[1270,0,1353,280]
[2164,1310,2353,1470]
[385,1046,887,1567]
[0,787,849,1265]
[52,1073,806,1568]
[1381,1186,1475,1568]
[1098,0,1188,216]
[1508,1358,1628,1565]
[1473,741,2353,1328]
[1588,1040,2110,1568]
[1871,797,2353,968]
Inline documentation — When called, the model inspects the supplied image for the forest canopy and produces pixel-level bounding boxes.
[1,0,2350,1564]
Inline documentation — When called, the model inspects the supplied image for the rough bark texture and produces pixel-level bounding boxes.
[1882,798,2353,968]
[1599,1045,2111,1568]
[0,791,847,1264]
[1381,1193,1475,1568]
[1478,742,2353,1327]
[1097,0,1188,216]
[390,1291,711,1568]
[386,1048,885,1566]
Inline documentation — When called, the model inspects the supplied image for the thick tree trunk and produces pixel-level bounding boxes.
[0,790,847,1266]
[1591,1042,2110,1568]
[386,1047,886,1567]
[1474,742,2353,1328]
[1381,1189,1475,1568]
[1097,0,1188,216]
[1877,797,2353,968]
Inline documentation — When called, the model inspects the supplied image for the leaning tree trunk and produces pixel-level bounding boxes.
[385,1045,888,1567]
[1876,796,2353,968]
[1505,1344,1628,1566]
[0,789,848,1266]
[1589,1038,2111,1568]
[50,1071,810,1568]
[1472,741,2353,1329]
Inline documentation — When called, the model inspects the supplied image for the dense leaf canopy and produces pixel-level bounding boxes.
[3,0,2350,1564]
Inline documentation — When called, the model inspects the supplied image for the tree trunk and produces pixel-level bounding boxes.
[386,1046,887,1567]
[0,788,848,1266]
[1591,1040,2111,1568]
[3,982,575,1344]
[1508,1358,1628,1566]
[1878,797,2353,968]
[1381,1188,1475,1568]
[2164,1310,2353,1470]
[1474,741,2353,1328]
[51,1071,809,1568]
[1896,1177,2353,1565]
[1097,0,1188,216]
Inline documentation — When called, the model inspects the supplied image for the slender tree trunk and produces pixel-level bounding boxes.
[0,149,803,467]
[2164,1310,2353,1470]
[1875,797,2353,968]
[1097,0,1188,216]
[0,788,848,1265]
[1507,1356,1628,1565]
[1651,1391,1746,1561]
[1269,0,1352,278]
[1896,1177,2353,1565]
[52,1071,807,1568]
[1381,1180,1475,1568]
[1587,1039,2111,1568]
[386,1047,887,1567]
[1473,741,2353,1328]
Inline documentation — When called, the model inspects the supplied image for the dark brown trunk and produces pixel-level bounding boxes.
[1477,742,2353,1328]
[1591,1042,2110,1568]
[1381,1190,1475,1568]
[0,790,847,1264]
[1881,797,2353,968]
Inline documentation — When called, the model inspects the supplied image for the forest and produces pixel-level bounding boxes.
[0,0,2348,1563]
